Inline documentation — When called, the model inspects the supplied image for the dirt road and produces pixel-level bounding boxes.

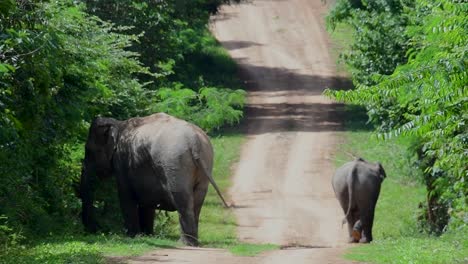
[125,0,355,263]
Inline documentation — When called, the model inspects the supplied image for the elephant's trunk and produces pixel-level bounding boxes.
[80,162,97,233]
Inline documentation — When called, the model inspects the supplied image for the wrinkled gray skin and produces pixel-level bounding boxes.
[80,113,228,246]
[332,158,386,243]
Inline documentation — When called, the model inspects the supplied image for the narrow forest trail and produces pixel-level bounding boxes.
[125,0,358,263]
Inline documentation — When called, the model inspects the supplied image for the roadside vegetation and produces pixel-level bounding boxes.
[327,0,467,263]
[0,0,266,262]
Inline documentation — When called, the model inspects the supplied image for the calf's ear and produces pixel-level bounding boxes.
[377,162,386,179]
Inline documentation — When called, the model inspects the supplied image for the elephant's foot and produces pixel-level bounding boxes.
[352,230,361,242]
[126,230,138,238]
[359,237,371,243]
[179,235,199,247]
[347,236,359,243]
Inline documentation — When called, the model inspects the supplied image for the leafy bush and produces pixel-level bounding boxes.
[82,0,247,131]
[153,86,245,132]
[327,0,410,86]
[0,216,24,253]
[0,0,147,237]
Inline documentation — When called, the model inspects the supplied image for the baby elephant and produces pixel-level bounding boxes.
[332,158,386,243]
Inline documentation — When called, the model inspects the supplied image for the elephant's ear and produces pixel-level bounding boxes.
[106,125,118,152]
[377,162,386,179]
[93,117,119,153]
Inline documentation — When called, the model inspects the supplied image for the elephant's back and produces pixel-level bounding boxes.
[128,113,207,139]
[334,161,356,179]
[332,161,356,191]
[121,113,211,161]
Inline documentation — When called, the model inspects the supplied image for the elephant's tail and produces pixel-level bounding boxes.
[194,157,230,208]
[342,163,358,225]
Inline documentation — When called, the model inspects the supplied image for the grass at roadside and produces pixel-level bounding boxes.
[0,235,177,264]
[335,106,468,264]
[230,243,279,256]
[327,22,353,75]
[347,230,468,264]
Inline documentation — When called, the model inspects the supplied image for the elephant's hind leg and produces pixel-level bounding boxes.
[193,181,209,231]
[359,204,376,243]
[139,206,155,235]
[173,191,198,246]
[346,209,360,243]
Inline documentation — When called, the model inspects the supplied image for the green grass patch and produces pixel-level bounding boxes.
[346,228,468,264]
[229,243,279,256]
[336,106,468,264]
[327,22,354,75]
[0,235,177,264]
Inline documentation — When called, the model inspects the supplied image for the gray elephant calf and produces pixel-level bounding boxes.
[332,158,386,243]
[80,113,228,246]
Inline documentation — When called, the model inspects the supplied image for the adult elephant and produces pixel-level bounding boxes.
[80,113,228,246]
[332,158,386,243]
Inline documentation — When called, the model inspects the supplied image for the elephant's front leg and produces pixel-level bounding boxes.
[119,197,140,237]
[173,192,198,246]
[116,174,140,237]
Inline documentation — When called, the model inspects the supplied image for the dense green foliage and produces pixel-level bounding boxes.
[81,0,246,129]
[327,0,411,86]
[1,0,146,242]
[0,0,245,252]
[326,0,467,232]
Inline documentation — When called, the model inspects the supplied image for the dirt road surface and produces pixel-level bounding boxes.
[125,0,357,263]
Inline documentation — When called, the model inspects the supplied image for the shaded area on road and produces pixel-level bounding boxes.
[237,63,353,94]
[242,102,345,134]
[225,63,355,134]
[220,40,264,51]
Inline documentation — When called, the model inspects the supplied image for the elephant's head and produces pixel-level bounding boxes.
[80,117,119,232]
